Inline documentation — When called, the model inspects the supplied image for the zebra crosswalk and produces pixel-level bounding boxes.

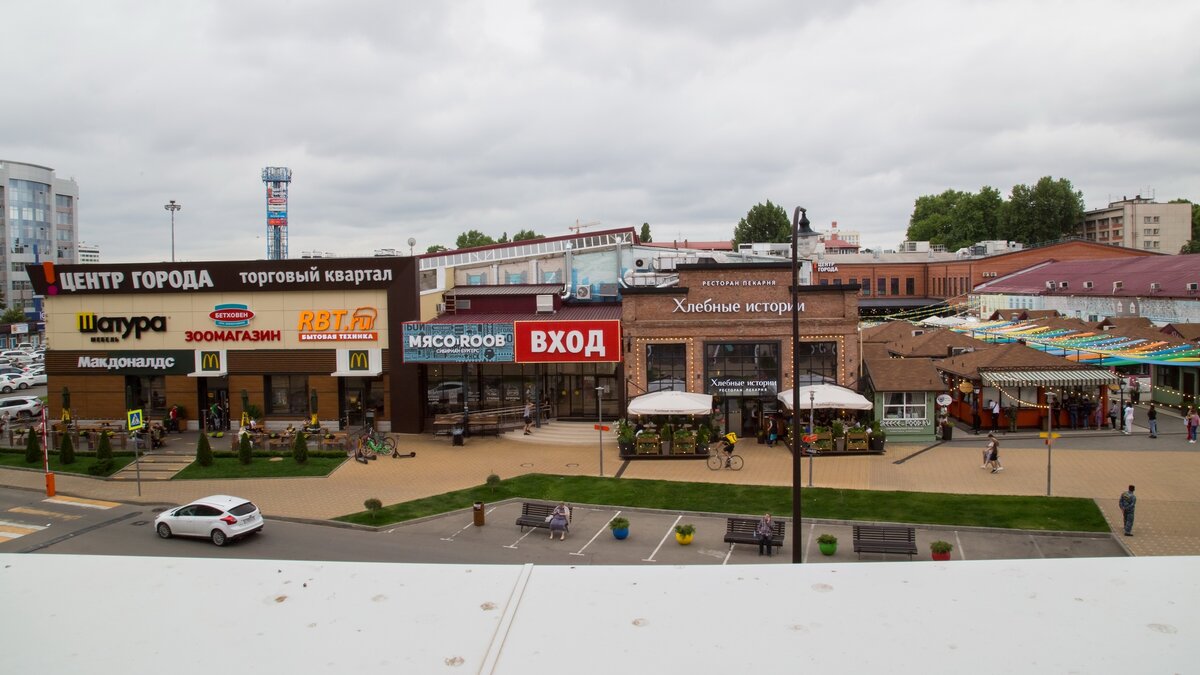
[0,496,120,543]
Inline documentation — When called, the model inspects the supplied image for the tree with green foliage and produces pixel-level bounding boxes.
[639,223,652,243]
[96,431,113,462]
[1,307,27,323]
[426,244,449,254]
[456,230,497,249]
[497,232,510,244]
[512,229,544,242]
[59,432,76,465]
[238,433,253,465]
[999,176,1085,244]
[196,432,213,467]
[292,430,309,464]
[732,201,791,248]
[906,187,1006,251]
[25,429,41,464]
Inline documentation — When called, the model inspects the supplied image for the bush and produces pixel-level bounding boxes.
[96,432,113,462]
[59,433,76,465]
[609,516,630,530]
[817,533,838,545]
[24,429,41,464]
[291,431,309,464]
[87,459,113,476]
[364,498,383,522]
[486,473,501,492]
[196,432,213,467]
[674,523,695,536]
[930,540,953,554]
[237,433,253,465]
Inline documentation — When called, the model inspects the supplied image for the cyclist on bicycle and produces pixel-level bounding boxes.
[720,432,738,466]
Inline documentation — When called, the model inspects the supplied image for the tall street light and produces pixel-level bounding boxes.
[164,200,182,262]
[790,206,818,564]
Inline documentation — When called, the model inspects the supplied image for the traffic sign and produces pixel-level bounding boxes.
[593,424,610,431]
[127,409,145,431]
[1038,432,1061,439]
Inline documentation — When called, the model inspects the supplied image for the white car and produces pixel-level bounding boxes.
[0,350,33,365]
[154,495,264,546]
[25,369,46,386]
[0,396,43,419]
[0,372,34,392]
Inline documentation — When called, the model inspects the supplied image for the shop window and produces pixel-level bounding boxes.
[905,278,915,295]
[876,278,886,296]
[861,278,871,296]
[883,392,926,419]
[705,342,782,394]
[126,375,167,415]
[890,278,899,296]
[265,375,309,415]
[646,343,686,392]
[792,341,837,385]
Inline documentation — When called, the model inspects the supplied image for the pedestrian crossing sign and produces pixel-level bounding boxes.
[127,409,145,431]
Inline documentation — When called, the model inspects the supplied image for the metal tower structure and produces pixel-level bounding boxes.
[262,167,292,260]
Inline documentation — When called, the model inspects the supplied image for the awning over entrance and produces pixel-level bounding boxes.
[981,370,1118,387]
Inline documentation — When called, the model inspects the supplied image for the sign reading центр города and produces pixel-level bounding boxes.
[402,323,514,363]
[513,320,622,363]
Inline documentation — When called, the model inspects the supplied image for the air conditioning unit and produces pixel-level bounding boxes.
[435,303,446,314]
[536,294,555,313]
[633,257,650,271]
[575,285,592,300]
[1083,281,1094,289]
[1059,281,1069,289]
[1150,282,1161,291]
[1113,281,1124,291]
[1045,280,1056,290]
[1189,282,1199,292]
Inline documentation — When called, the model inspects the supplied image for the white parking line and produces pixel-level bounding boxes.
[642,515,682,562]
[722,544,734,565]
[954,531,966,560]
[504,528,540,549]
[803,525,814,563]
[1029,534,1046,558]
[440,506,499,541]
[570,509,620,557]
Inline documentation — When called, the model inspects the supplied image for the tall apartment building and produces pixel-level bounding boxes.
[0,160,80,315]
[1078,195,1191,254]
[78,242,100,263]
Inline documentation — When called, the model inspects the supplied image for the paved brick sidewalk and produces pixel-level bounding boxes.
[3,423,1197,556]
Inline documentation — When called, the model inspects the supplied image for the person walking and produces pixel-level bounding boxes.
[1187,407,1199,444]
[985,433,1003,473]
[522,401,534,435]
[1147,404,1158,439]
[755,513,776,557]
[1119,485,1136,536]
[1123,402,1134,436]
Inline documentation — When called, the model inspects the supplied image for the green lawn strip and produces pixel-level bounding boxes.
[0,450,135,477]
[335,473,1108,532]
[172,456,346,479]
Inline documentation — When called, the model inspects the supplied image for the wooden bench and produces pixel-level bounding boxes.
[723,517,786,550]
[852,524,917,559]
[515,502,572,532]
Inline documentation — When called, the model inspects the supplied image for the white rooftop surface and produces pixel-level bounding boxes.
[2,553,1196,673]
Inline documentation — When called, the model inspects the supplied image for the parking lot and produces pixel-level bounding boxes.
[384,499,1127,565]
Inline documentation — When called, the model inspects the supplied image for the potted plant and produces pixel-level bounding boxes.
[674,523,695,545]
[616,418,636,456]
[817,533,838,556]
[831,420,845,452]
[672,427,695,455]
[869,420,888,453]
[661,422,674,453]
[696,424,712,450]
[609,516,630,540]
[846,424,869,451]
[930,540,953,561]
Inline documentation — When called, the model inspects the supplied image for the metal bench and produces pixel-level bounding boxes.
[723,517,786,550]
[852,524,917,559]
[515,502,571,532]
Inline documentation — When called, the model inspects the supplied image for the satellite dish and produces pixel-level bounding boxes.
[407,237,417,247]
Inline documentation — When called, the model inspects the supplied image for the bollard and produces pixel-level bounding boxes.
[472,501,485,526]
[46,472,56,497]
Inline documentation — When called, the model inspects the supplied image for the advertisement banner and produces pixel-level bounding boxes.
[268,218,288,226]
[74,350,194,374]
[513,319,621,363]
[402,323,514,363]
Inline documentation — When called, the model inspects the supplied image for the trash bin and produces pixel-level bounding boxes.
[941,424,953,441]
[452,425,465,446]
[472,501,485,526]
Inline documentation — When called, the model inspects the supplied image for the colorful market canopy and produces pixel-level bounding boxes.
[981,370,1119,387]
[952,321,1200,367]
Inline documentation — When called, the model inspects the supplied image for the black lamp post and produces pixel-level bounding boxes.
[790,206,817,564]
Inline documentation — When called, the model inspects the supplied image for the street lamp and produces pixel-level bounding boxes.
[164,200,182,262]
[596,386,607,477]
[790,206,818,564]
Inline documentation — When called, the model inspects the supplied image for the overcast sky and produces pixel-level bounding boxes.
[6,0,1198,263]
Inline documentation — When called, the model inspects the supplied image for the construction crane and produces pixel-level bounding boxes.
[569,219,600,235]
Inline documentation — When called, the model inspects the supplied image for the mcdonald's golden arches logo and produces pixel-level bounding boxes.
[200,351,222,371]
[348,350,370,371]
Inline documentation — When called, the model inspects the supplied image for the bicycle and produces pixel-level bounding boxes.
[356,432,396,459]
[706,439,744,471]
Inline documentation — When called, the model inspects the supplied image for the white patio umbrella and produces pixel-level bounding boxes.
[627,390,714,416]
[777,384,873,411]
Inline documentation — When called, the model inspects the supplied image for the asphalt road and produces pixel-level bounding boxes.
[0,486,1126,565]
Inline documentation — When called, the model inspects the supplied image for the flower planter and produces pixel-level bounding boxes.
[818,541,837,556]
[612,527,629,540]
[932,551,951,561]
[675,532,694,545]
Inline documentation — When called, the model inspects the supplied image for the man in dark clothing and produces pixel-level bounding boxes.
[1119,486,1137,536]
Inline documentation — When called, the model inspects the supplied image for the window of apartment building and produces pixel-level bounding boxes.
[890,278,899,295]
[1145,216,1152,224]
[1144,241,1153,249]
[1154,216,1160,223]
[266,374,309,415]
[876,278,887,296]
[1153,241,1161,249]
[905,278,915,295]
[1114,229,1122,238]
[1114,217,1122,224]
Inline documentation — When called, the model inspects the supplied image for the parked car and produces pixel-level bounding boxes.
[25,369,46,386]
[154,495,264,546]
[0,350,33,365]
[0,366,26,378]
[0,396,43,419]
[0,372,35,392]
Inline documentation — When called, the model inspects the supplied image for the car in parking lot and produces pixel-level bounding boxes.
[0,350,33,365]
[154,494,264,546]
[0,372,35,392]
[0,396,43,419]
[24,368,46,386]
